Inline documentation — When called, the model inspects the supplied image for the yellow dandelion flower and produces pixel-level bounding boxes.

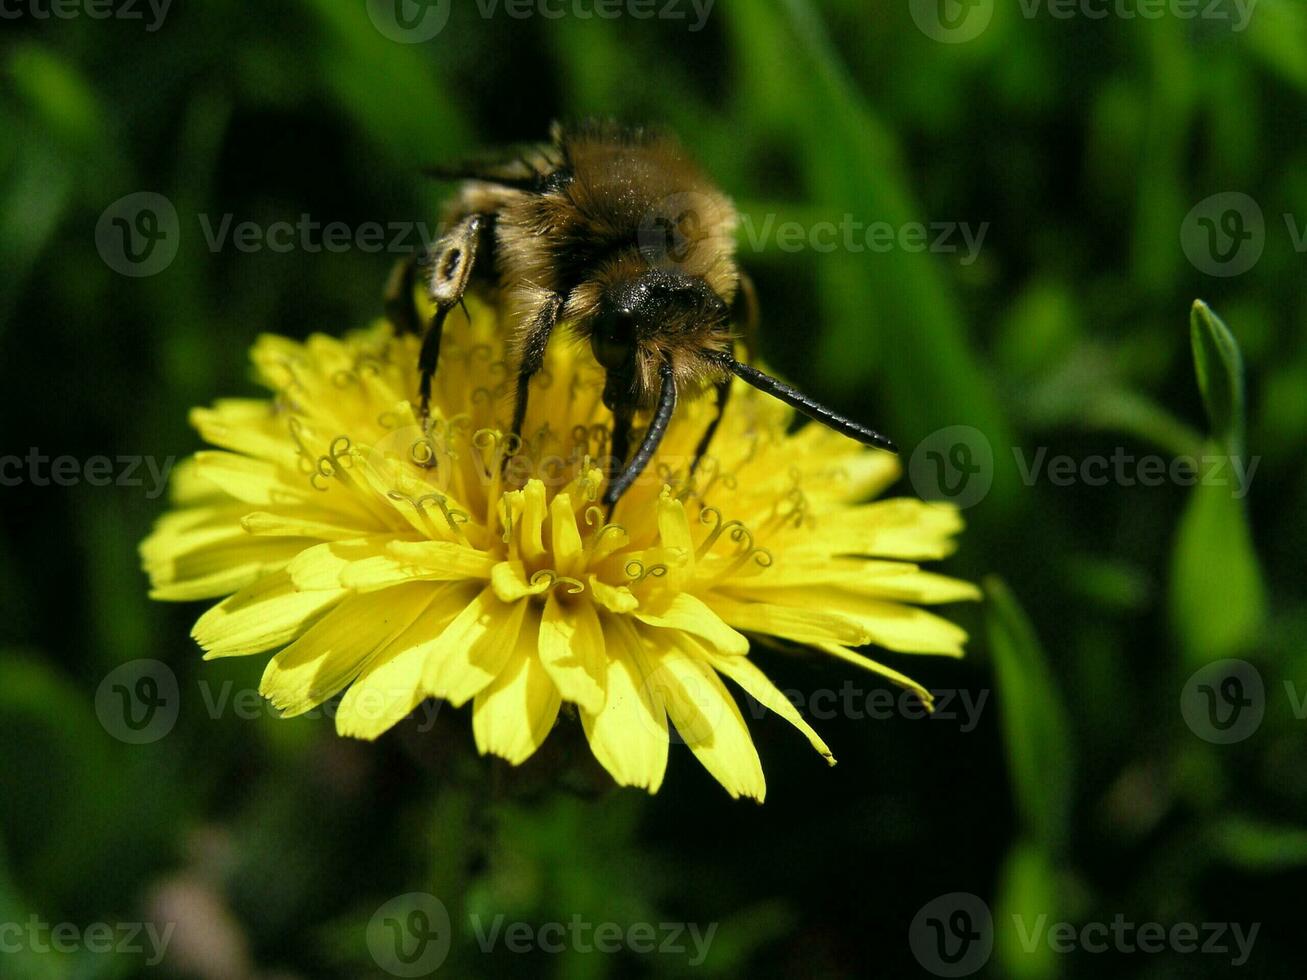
[140,298,979,800]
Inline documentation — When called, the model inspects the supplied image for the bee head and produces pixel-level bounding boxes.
[591,269,732,408]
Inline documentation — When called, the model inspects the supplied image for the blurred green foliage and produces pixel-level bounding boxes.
[2,0,1305,976]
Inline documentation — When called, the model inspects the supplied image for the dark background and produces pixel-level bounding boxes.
[2,0,1305,976]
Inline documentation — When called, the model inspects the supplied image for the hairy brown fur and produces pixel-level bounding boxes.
[437,120,741,407]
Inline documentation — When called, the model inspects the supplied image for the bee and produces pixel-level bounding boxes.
[385,120,895,507]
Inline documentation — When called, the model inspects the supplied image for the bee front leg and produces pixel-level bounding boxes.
[418,214,484,419]
[603,362,677,510]
[509,293,563,438]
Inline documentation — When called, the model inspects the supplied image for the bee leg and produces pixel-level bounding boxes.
[417,214,484,419]
[509,293,563,437]
[383,253,422,336]
[688,375,732,478]
[603,362,677,509]
[604,403,633,516]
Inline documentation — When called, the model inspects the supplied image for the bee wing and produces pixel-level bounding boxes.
[422,141,564,191]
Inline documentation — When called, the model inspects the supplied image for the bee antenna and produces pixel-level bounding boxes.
[723,356,897,453]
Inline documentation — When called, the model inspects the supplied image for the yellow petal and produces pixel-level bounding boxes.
[192,572,346,658]
[549,494,584,576]
[285,537,392,590]
[656,490,695,588]
[472,605,561,764]
[803,499,965,560]
[192,451,313,506]
[334,586,470,739]
[423,586,526,707]
[339,542,494,592]
[580,616,667,792]
[817,643,934,706]
[642,634,765,801]
[143,509,307,601]
[589,575,639,614]
[704,649,835,766]
[190,400,291,463]
[537,594,607,714]
[386,540,496,579]
[729,572,982,606]
[259,584,435,716]
[786,594,971,655]
[490,560,554,602]
[519,480,548,562]
[634,592,750,656]
[239,510,376,540]
[704,595,870,648]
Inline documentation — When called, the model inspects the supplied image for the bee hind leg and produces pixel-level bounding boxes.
[383,253,423,336]
[688,375,732,480]
[686,270,756,480]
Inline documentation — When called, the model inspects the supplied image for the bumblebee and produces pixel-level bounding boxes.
[386,120,895,506]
